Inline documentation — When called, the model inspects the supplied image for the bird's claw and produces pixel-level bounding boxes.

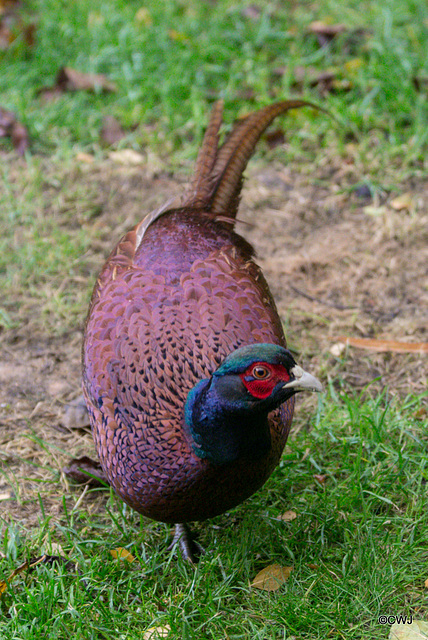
[168,523,205,564]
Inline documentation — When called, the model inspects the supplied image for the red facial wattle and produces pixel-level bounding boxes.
[239,362,291,400]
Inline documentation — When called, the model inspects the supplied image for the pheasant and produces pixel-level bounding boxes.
[82,100,323,561]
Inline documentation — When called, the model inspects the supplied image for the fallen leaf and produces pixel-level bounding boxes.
[110,547,135,563]
[390,193,414,211]
[143,625,171,639]
[10,120,29,154]
[0,491,12,501]
[0,560,29,597]
[109,149,145,164]
[415,408,427,421]
[278,510,297,522]
[389,621,428,639]
[38,67,117,100]
[313,474,327,484]
[291,66,351,95]
[0,555,80,598]
[0,106,19,132]
[425,578,428,588]
[58,66,117,92]
[308,21,347,47]
[251,564,293,591]
[337,337,428,354]
[100,115,126,146]
[62,456,107,487]
[293,66,335,89]
[0,0,35,51]
[0,106,29,154]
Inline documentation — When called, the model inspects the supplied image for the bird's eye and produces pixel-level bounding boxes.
[252,365,271,380]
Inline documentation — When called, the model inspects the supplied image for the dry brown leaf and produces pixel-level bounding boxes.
[309,21,347,36]
[0,555,79,598]
[389,621,428,639]
[0,560,29,597]
[390,193,414,211]
[278,510,297,522]
[10,120,29,154]
[251,564,293,591]
[309,21,347,46]
[38,67,117,100]
[290,66,351,95]
[313,474,327,484]
[143,625,171,640]
[293,66,336,90]
[0,0,35,51]
[57,67,117,92]
[62,455,107,487]
[0,106,29,154]
[337,336,428,354]
[110,547,135,563]
[425,578,428,588]
[415,408,427,421]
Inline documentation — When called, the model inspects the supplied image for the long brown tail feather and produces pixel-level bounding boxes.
[137,99,321,243]
[186,100,224,205]
[209,99,316,218]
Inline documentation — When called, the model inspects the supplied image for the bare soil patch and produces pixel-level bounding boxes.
[1,152,427,527]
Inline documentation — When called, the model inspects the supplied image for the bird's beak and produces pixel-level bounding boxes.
[283,365,323,393]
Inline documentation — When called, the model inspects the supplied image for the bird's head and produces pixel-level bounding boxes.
[213,343,322,410]
[185,343,322,464]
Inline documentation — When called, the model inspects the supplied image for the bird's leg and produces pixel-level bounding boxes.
[168,523,205,564]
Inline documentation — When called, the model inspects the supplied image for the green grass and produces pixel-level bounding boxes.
[1,391,427,639]
[1,0,427,167]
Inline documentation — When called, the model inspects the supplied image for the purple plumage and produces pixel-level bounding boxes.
[82,101,322,559]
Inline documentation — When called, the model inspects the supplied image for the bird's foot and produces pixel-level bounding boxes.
[168,523,205,564]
